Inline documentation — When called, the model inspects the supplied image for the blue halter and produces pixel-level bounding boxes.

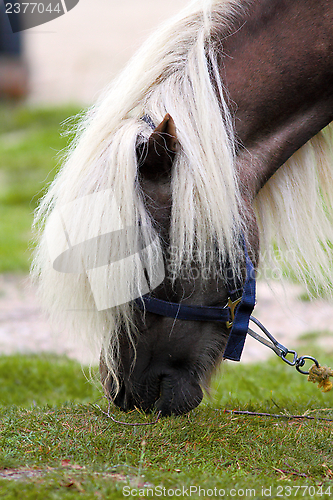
[136,243,256,362]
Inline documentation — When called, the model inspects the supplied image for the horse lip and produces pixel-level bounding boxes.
[153,375,170,415]
[114,372,203,417]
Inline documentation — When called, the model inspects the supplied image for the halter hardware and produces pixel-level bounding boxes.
[136,238,322,376]
[226,297,242,329]
[248,316,320,375]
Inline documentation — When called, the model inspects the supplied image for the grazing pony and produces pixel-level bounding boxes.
[32,0,333,415]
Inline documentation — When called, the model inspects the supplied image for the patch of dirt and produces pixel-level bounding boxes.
[23,0,189,105]
[0,463,151,486]
[0,468,47,480]
[0,274,97,365]
[1,274,333,365]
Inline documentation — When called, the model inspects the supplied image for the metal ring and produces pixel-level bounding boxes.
[296,356,320,375]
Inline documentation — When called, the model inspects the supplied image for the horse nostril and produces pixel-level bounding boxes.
[113,375,162,414]
[113,384,134,412]
[154,373,203,416]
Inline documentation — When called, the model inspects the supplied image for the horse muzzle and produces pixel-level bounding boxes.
[112,369,203,417]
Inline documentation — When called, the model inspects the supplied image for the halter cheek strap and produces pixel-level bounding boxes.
[222,246,256,360]
[136,243,256,362]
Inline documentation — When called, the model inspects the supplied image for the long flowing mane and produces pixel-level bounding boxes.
[254,128,333,293]
[32,0,333,391]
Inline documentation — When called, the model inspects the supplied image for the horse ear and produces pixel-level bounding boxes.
[138,114,179,180]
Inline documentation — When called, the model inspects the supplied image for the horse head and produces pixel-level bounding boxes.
[101,114,259,416]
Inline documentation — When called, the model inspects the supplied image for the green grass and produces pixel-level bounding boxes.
[0,104,81,272]
[0,354,99,408]
[1,352,333,499]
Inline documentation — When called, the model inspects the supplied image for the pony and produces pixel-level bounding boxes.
[32,0,333,416]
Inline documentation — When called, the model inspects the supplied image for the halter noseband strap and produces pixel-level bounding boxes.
[136,242,256,362]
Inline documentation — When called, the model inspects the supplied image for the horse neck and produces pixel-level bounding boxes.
[219,0,333,199]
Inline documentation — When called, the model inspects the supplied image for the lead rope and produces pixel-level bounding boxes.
[248,316,333,392]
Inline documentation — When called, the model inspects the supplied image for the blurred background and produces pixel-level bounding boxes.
[22,0,188,104]
[0,0,333,372]
[0,0,189,366]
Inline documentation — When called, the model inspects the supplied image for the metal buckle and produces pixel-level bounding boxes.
[226,297,241,329]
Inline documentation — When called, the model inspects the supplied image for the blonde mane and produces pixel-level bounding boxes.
[254,127,333,295]
[32,0,333,392]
